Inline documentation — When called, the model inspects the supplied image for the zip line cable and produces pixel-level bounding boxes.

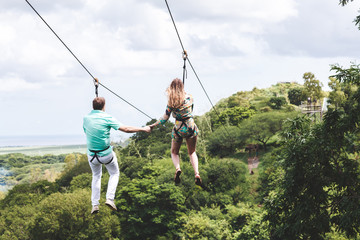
[165,0,187,85]
[25,0,152,120]
[164,0,230,134]
[164,0,186,53]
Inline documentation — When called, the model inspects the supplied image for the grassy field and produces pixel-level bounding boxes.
[0,144,87,156]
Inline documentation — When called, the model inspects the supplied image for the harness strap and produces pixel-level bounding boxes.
[89,146,113,165]
[175,116,190,121]
[174,118,195,139]
[174,121,185,139]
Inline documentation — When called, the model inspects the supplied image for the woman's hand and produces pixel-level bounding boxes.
[143,126,152,133]
[149,122,158,129]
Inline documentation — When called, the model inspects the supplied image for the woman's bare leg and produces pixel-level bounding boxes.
[171,139,182,171]
[186,136,199,175]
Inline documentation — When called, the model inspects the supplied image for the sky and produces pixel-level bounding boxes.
[0,0,360,144]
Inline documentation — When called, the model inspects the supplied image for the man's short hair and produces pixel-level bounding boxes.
[93,97,105,110]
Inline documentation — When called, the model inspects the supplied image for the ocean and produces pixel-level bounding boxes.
[0,134,87,147]
[0,132,126,148]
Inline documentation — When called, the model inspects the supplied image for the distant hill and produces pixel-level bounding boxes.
[211,81,303,111]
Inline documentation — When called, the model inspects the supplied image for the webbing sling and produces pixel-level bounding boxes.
[89,146,113,165]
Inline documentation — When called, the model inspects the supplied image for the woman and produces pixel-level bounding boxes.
[150,78,202,186]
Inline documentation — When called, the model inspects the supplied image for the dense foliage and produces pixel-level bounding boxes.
[0,154,66,188]
[263,64,360,239]
[0,153,65,168]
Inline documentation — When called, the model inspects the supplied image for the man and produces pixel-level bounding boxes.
[83,97,151,214]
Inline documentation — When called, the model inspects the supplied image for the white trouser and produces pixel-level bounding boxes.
[88,151,119,206]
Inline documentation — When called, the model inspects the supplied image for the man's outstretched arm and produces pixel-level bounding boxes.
[119,125,151,133]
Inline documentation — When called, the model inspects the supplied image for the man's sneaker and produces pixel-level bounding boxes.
[91,205,99,214]
[105,199,117,211]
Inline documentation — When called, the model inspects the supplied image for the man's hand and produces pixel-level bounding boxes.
[143,126,151,133]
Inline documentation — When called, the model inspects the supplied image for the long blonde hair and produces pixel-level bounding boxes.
[166,78,185,108]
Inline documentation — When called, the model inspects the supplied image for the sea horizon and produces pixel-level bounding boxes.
[0,133,127,148]
[0,134,87,148]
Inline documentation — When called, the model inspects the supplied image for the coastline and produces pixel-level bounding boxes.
[0,144,88,156]
[0,133,127,156]
[0,134,87,148]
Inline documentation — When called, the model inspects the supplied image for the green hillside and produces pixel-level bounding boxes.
[0,65,359,239]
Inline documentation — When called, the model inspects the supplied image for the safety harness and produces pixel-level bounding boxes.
[174,116,195,139]
[89,146,114,165]
[173,99,196,140]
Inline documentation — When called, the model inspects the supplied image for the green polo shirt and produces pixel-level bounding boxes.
[83,110,123,156]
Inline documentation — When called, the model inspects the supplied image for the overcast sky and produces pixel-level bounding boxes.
[0,0,359,142]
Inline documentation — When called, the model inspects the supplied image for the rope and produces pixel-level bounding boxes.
[164,0,230,135]
[25,0,152,120]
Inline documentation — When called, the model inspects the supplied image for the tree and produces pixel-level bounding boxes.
[69,173,92,191]
[264,116,331,239]
[239,111,297,150]
[29,167,42,183]
[339,0,360,30]
[327,77,346,108]
[181,203,269,239]
[227,203,270,240]
[0,205,36,240]
[181,209,232,240]
[227,93,251,108]
[216,106,255,127]
[207,126,245,157]
[117,168,186,239]
[203,158,250,206]
[302,72,323,102]
[267,97,287,110]
[287,87,304,106]
[56,154,91,188]
[29,189,121,240]
[0,180,59,209]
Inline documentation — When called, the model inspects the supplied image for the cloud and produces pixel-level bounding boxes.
[1,0,360,137]
[263,0,360,58]
[3,0,85,13]
[0,75,41,92]
[147,0,298,23]
[130,0,299,60]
